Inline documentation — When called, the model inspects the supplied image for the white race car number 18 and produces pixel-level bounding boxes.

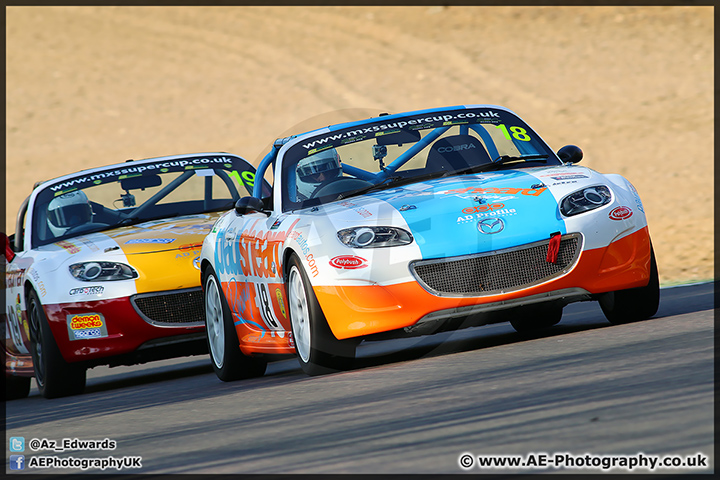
[254,282,281,330]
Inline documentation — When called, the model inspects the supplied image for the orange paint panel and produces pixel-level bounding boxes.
[221,280,294,355]
[238,331,294,356]
[314,282,464,339]
[599,228,649,273]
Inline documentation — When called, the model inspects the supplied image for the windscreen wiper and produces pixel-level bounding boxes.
[338,168,460,199]
[445,154,550,177]
[336,176,404,200]
[492,154,549,165]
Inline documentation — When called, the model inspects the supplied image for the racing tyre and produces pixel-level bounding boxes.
[203,267,267,381]
[5,375,31,400]
[509,304,563,333]
[27,289,86,399]
[599,246,660,325]
[286,254,357,376]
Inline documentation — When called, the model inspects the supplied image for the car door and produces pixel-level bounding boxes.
[216,209,299,339]
[4,233,32,356]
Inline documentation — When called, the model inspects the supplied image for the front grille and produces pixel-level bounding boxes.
[131,288,205,326]
[410,234,582,297]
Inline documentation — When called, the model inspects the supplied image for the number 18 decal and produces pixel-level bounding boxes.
[254,282,282,330]
[495,124,531,141]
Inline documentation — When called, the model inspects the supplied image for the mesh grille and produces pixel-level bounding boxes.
[132,288,205,325]
[411,235,581,296]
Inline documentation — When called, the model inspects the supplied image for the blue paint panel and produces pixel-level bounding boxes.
[373,171,566,259]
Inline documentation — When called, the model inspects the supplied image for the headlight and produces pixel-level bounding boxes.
[560,185,612,217]
[337,226,413,248]
[69,262,139,281]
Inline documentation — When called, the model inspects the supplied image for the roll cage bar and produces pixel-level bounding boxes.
[251,122,540,200]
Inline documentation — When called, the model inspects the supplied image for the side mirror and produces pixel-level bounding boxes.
[120,174,162,191]
[234,196,267,216]
[557,145,583,164]
[375,129,421,146]
[2,232,15,262]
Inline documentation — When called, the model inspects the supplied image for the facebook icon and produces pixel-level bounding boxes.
[9,455,25,470]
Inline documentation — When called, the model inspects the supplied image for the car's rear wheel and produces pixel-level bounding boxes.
[4,375,31,400]
[203,267,267,381]
[286,254,356,376]
[508,304,563,333]
[599,246,660,325]
[27,289,86,399]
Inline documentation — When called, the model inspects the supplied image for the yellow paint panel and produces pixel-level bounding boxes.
[130,248,202,293]
[105,213,222,293]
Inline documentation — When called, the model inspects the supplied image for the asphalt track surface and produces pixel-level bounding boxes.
[5,282,714,474]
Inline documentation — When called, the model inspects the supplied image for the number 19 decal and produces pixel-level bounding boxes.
[229,170,256,189]
[495,124,531,141]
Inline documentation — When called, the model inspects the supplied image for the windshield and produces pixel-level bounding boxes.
[31,154,260,248]
[280,107,561,211]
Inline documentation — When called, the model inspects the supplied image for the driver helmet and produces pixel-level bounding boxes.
[47,190,92,237]
[297,149,342,185]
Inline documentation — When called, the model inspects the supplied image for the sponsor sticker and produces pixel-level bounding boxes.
[548,174,588,180]
[457,203,517,224]
[437,143,476,153]
[609,206,633,221]
[73,328,103,339]
[628,183,645,213]
[287,228,318,278]
[125,238,175,244]
[441,186,546,197]
[339,201,373,218]
[329,255,368,269]
[75,236,101,252]
[462,203,507,215]
[69,286,105,296]
[67,313,109,340]
[55,240,81,254]
[275,288,287,318]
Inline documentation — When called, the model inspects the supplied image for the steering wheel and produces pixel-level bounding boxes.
[65,222,110,236]
[311,177,374,199]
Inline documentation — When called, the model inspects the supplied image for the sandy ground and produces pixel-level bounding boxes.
[5,6,713,285]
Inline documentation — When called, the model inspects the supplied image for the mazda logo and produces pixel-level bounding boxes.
[477,218,505,234]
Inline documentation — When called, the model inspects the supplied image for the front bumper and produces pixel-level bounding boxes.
[315,227,653,340]
[43,292,205,365]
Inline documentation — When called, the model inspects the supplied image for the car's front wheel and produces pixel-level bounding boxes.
[599,246,660,325]
[27,289,86,399]
[203,266,267,381]
[286,254,356,376]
